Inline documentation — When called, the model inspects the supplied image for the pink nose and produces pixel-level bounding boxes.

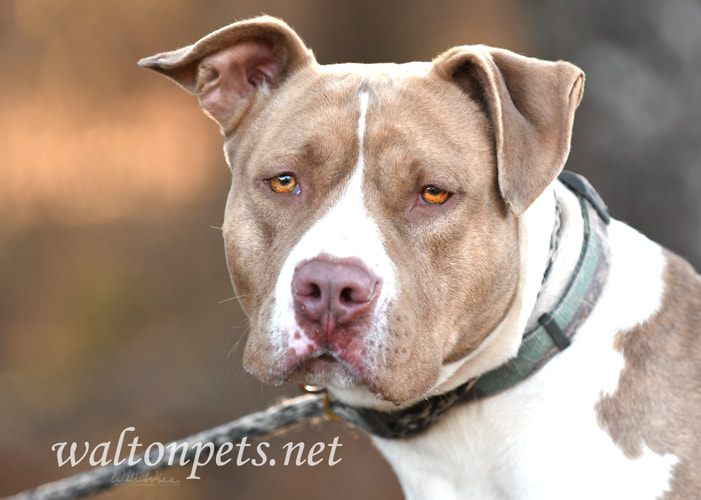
[292,258,379,334]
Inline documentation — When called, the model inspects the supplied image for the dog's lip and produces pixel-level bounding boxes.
[294,350,345,373]
[284,349,366,385]
[299,355,339,376]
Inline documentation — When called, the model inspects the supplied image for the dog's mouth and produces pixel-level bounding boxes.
[299,352,337,374]
[311,353,336,364]
[286,350,365,388]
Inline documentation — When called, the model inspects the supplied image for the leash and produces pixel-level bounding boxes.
[3,393,329,500]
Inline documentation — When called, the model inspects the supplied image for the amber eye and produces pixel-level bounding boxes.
[269,174,299,194]
[420,185,450,205]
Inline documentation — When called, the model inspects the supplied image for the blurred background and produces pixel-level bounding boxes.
[1,1,699,498]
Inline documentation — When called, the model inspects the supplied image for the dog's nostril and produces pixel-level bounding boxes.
[294,280,322,299]
[340,287,354,304]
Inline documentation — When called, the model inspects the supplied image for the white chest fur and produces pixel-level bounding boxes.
[372,219,679,500]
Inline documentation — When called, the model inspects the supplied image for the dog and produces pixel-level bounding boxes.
[140,16,700,499]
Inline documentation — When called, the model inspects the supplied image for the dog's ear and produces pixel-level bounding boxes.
[434,46,584,215]
[139,16,315,129]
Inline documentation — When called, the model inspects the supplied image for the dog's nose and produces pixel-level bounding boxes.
[292,258,379,333]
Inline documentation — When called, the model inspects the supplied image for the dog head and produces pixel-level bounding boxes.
[140,16,584,404]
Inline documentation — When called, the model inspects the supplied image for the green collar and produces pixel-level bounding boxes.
[328,172,611,439]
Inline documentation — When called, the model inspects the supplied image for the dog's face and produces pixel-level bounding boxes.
[141,17,584,403]
[222,70,519,403]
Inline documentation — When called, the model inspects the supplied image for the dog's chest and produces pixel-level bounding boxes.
[371,219,679,500]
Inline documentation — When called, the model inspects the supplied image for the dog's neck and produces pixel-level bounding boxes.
[330,179,587,410]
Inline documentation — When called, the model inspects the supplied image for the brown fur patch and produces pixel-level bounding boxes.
[357,73,521,399]
[596,251,701,498]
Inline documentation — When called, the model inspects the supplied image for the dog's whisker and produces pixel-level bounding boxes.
[218,292,260,304]
[226,327,250,359]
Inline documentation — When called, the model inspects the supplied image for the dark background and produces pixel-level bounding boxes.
[1,1,699,498]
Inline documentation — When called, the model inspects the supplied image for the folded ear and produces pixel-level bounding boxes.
[433,46,584,215]
[139,16,315,129]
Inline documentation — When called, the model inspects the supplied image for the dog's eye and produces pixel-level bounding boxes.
[420,185,450,205]
[269,174,299,194]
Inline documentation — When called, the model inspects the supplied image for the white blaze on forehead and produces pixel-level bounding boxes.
[270,90,398,357]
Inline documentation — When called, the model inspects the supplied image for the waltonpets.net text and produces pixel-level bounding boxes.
[51,427,343,479]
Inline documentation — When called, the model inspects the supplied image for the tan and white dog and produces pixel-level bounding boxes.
[140,16,700,499]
